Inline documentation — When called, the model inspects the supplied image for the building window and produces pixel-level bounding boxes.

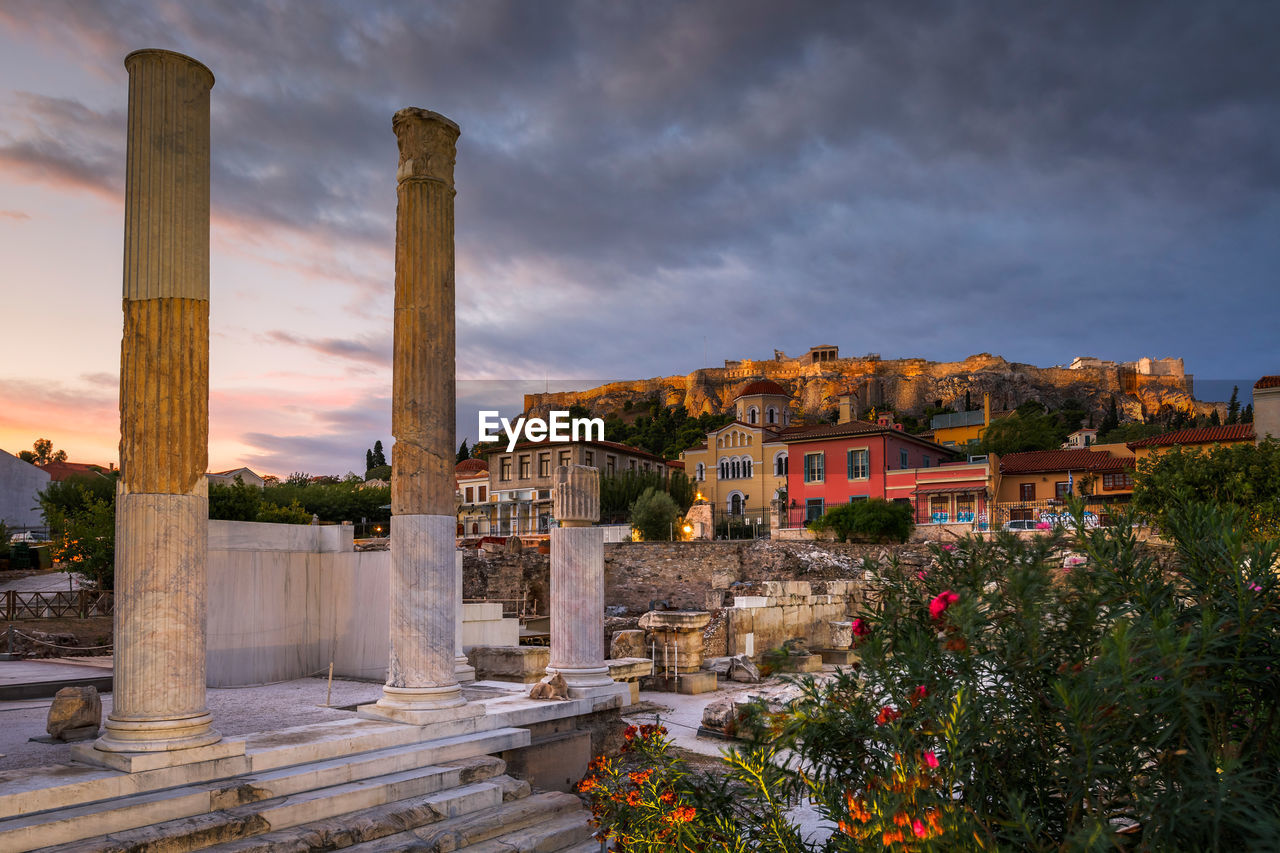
[747,406,758,424]
[847,448,869,480]
[930,495,950,521]
[478,486,486,502]
[538,453,550,478]
[767,407,778,425]
[730,493,743,515]
[607,455,616,475]
[465,486,473,503]
[1055,481,1071,499]
[956,494,975,521]
[922,455,931,468]
[803,452,825,483]
[1102,472,1134,491]
[849,495,867,502]
[585,451,594,466]
[805,498,825,523]
[518,455,531,479]
[718,458,728,479]
[500,458,512,481]
[899,448,909,469]
[743,458,752,478]
[558,450,571,468]
[731,459,740,479]
[1020,483,1035,501]
[773,451,787,476]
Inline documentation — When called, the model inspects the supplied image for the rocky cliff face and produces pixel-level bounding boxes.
[525,352,1212,424]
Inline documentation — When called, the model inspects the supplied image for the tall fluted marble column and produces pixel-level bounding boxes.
[361,109,480,725]
[547,466,613,692]
[97,49,221,755]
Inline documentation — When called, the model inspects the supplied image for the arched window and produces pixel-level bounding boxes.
[767,407,777,425]
[774,451,787,476]
[696,462,705,481]
[719,459,728,479]
[729,492,743,515]
[748,406,759,425]
[731,459,740,479]
[743,458,753,478]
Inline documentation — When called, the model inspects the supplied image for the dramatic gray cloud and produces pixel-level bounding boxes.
[2,0,1276,401]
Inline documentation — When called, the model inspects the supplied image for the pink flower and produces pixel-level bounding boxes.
[913,819,928,838]
[850,618,872,637]
[1249,583,1263,592]
[913,685,928,700]
[942,544,955,552]
[916,569,929,580]
[929,590,960,620]
[923,750,939,769]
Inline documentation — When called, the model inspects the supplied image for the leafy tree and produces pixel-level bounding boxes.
[364,464,391,482]
[629,487,680,541]
[1227,385,1241,424]
[809,498,914,543]
[600,470,694,521]
[1097,420,1164,444]
[19,438,68,466]
[456,439,470,463]
[1132,439,1280,540]
[602,400,732,460]
[1208,408,1221,426]
[47,497,115,589]
[370,440,387,468]
[38,472,117,522]
[975,409,1062,456]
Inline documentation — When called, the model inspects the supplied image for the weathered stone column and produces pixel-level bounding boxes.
[547,466,613,691]
[96,49,222,756]
[361,109,480,726]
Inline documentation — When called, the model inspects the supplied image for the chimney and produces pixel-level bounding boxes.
[983,393,991,426]
[837,395,853,424]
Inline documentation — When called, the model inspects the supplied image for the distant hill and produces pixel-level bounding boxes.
[524,349,1218,427]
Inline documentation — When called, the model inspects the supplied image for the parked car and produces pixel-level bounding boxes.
[9,531,36,544]
[1002,519,1039,531]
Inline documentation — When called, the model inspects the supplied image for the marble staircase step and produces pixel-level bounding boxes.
[0,728,529,852]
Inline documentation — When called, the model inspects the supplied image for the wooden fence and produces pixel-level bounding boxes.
[2,589,114,620]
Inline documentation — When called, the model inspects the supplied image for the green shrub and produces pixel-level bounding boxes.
[810,498,913,543]
[48,497,115,589]
[586,501,1280,849]
[629,487,680,541]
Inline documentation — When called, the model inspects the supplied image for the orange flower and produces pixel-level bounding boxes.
[629,769,653,786]
[625,789,643,806]
[892,811,911,828]
[665,806,697,824]
[577,776,602,794]
[659,790,675,804]
[882,829,906,845]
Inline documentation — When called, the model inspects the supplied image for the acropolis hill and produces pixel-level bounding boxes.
[524,347,1213,424]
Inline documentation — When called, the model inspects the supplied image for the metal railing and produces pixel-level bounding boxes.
[3,589,114,620]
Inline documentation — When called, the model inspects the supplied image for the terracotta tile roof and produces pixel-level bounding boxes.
[999,449,1132,475]
[780,419,955,454]
[491,438,668,463]
[1126,423,1255,448]
[39,460,112,482]
[1255,376,1280,390]
[666,460,684,469]
[454,458,488,474]
[734,379,788,399]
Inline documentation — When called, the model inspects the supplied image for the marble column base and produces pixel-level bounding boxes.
[455,656,477,683]
[94,710,222,754]
[545,664,614,690]
[73,736,245,773]
[358,686,484,726]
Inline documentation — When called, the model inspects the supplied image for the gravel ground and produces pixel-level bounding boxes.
[0,676,384,770]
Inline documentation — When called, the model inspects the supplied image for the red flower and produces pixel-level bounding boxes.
[851,618,872,637]
[923,750,939,769]
[913,819,928,838]
[876,705,901,725]
[929,590,960,620]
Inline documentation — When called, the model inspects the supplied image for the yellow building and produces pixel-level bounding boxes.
[680,380,792,521]
[930,394,992,448]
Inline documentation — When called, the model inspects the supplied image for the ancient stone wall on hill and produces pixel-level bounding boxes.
[524,352,1210,424]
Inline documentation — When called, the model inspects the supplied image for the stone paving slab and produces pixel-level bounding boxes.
[0,572,85,593]
[0,661,113,701]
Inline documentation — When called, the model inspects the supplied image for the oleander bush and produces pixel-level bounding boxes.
[586,500,1280,851]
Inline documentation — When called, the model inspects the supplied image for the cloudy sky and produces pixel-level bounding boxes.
[0,1,1276,476]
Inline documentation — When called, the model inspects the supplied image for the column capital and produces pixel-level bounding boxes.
[393,108,460,187]
[553,465,599,525]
